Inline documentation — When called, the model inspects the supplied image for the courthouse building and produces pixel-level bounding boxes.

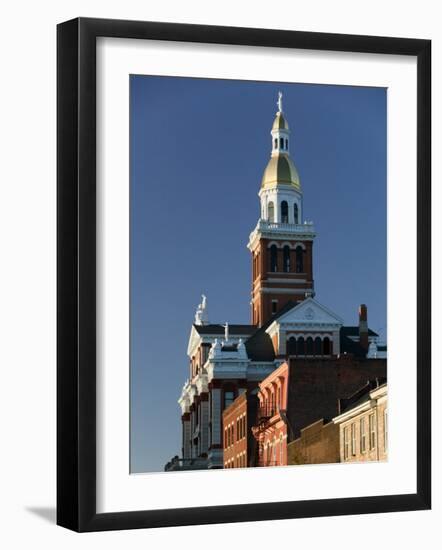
[168,94,387,471]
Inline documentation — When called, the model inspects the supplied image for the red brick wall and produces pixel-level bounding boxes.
[251,238,315,326]
[286,357,387,439]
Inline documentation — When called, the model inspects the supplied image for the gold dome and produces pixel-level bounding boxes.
[261,154,300,190]
[272,112,289,131]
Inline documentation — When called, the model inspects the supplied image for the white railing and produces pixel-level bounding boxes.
[257,220,315,234]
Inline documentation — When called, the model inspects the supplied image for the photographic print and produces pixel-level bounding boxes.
[130,76,387,474]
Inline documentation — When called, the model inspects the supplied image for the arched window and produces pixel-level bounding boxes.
[268,201,274,222]
[295,246,304,273]
[314,336,322,356]
[306,337,314,355]
[285,138,288,150]
[288,337,297,355]
[281,201,288,223]
[280,137,284,149]
[297,337,305,356]
[274,138,277,149]
[283,245,290,272]
[323,337,331,355]
[294,203,299,224]
[270,244,278,272]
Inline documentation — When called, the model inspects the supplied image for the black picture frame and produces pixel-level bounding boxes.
[57,17,431,532]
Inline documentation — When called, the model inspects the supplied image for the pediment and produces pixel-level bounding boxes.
[268,298,343,332]
[187,325,202,357]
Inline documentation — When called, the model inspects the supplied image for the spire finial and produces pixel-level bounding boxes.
[277,91,283,113]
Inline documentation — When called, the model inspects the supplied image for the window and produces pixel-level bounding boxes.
[314,336,322,356]
[384,409,388,452]
[268,201,274,222]
[369,413,376,450]
[323,337,331,355]
[270,244,278,272]
[294,203,299,224]
[306,337,314,355]
[288,337,297,355]
[344,426,350,460]
[280,137,284,149]
[285,138,288,149]
[360,418,366,453]
[274,138,277,149]
[295,245,304,273]
[224,391,235,410]
[273,438,277,464]
[297,337,305,356]
[351,423,356,455]
[272,300,278,314]
[283,245,290,272]
[281,201,288,223]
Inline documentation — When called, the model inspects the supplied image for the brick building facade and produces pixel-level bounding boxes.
[333,380,388,462]
[287,419,340,465]
[223,391,258,468]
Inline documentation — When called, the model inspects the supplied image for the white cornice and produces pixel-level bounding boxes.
[247,220,316,251]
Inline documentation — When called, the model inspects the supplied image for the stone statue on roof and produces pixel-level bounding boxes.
[194,294,209,326]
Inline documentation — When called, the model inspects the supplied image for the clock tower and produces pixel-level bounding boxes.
[247,93,316,327]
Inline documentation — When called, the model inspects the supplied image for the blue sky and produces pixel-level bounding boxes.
[130,75,386,473]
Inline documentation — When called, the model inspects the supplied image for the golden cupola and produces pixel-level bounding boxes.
[261,92,301,191]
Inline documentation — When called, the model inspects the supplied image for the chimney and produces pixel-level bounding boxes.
[358,304,369,352]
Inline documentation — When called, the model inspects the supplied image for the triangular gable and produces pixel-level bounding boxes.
[267,297,344,332]
[187,325,202,357]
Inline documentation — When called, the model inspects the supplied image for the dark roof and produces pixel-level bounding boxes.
[193,324,256,336]
[245,329,275,362]
[341,326,379,337]
[220,344,238,352]
[340,326,380,358]
[245,301,298,362]
[338,378,387,414]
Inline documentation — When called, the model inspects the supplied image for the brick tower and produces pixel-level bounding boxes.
[247,93,316,327]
